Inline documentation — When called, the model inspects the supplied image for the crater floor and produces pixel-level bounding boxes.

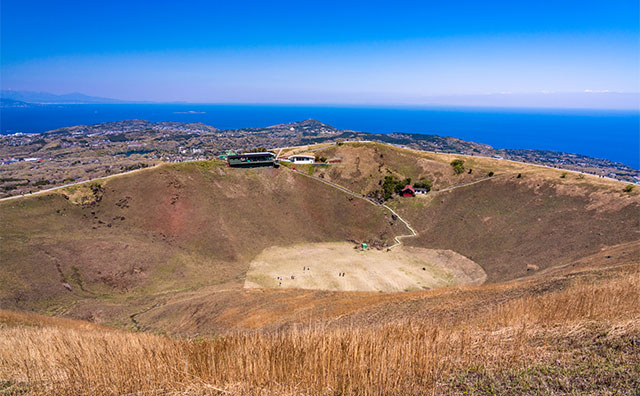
[244,242,487,292]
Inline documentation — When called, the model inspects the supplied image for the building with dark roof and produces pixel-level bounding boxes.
[227,152,278,167]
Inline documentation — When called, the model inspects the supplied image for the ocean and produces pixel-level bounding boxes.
[1,104,638,168]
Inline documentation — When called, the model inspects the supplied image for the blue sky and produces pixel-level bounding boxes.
[1,0,639,107]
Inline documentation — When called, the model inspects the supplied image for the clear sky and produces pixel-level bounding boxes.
[1,0,639,107]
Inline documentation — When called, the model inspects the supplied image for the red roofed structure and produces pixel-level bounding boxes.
[400,185,415,197]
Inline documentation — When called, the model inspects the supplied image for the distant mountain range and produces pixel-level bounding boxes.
[2,89,638,109]
[0,98,34,108]
[0,90,131,105]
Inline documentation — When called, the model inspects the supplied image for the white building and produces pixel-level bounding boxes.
[289,154,315,164]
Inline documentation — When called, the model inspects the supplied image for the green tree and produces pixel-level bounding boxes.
[413,178,433,192]
[381,176,397,200]
[394,178,412,194]
[450,159,465,175]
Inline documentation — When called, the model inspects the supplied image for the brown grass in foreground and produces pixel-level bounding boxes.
[1,271,639,396]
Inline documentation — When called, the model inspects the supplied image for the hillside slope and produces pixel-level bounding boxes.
[134,240,639,335]
[308,143,640,282]
[0,161,403,320]
[3,249,638,396]
[1,142,638,330]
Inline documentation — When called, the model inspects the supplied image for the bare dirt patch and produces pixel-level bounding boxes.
[244,242,486,292]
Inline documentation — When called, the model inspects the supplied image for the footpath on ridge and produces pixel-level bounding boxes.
[287,166,505,249]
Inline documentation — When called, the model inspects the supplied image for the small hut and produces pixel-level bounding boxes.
[400,185,415,197]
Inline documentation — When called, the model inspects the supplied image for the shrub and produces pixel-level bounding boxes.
[413,179,433,192]
[33,179,50,186]
[623,184,635,193]
[560,172,568,179]
[246,147,268,153]
[450,159,465,175]
[517,173,522,178]
[488,171,494,177]
[107,133,128,142]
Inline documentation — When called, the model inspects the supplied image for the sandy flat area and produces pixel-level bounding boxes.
[244,242,486,292]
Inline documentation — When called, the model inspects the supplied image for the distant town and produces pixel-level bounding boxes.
[1,118,637,198]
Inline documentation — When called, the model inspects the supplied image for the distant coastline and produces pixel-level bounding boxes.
[1,103,638,169]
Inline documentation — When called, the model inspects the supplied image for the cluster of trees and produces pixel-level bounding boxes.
[369,176,433,202]
[121,163,150,172]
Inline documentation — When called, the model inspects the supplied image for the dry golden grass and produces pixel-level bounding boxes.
[1,269,638,396]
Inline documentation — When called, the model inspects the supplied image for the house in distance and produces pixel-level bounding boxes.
[227,152,278,167]
[288,154,315,164]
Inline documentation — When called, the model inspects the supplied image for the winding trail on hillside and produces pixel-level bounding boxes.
[287,167,506,249]
[287,167,417,249]
[431,174,506,194]
[130,301,166,331]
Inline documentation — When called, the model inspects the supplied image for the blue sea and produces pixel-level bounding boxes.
[1,104,638,168]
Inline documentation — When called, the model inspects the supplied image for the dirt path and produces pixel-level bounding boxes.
[287,167,507,249]
[287,167,417,249]
[431,174,507,194]
[129,301,166,331]
[0,164,162,202]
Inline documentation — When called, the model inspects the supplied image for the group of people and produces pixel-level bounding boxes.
[275,267,347,285]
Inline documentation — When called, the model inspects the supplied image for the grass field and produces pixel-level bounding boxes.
[244,242,486,292]
[1,142,639,395]
[1,257,638,395]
